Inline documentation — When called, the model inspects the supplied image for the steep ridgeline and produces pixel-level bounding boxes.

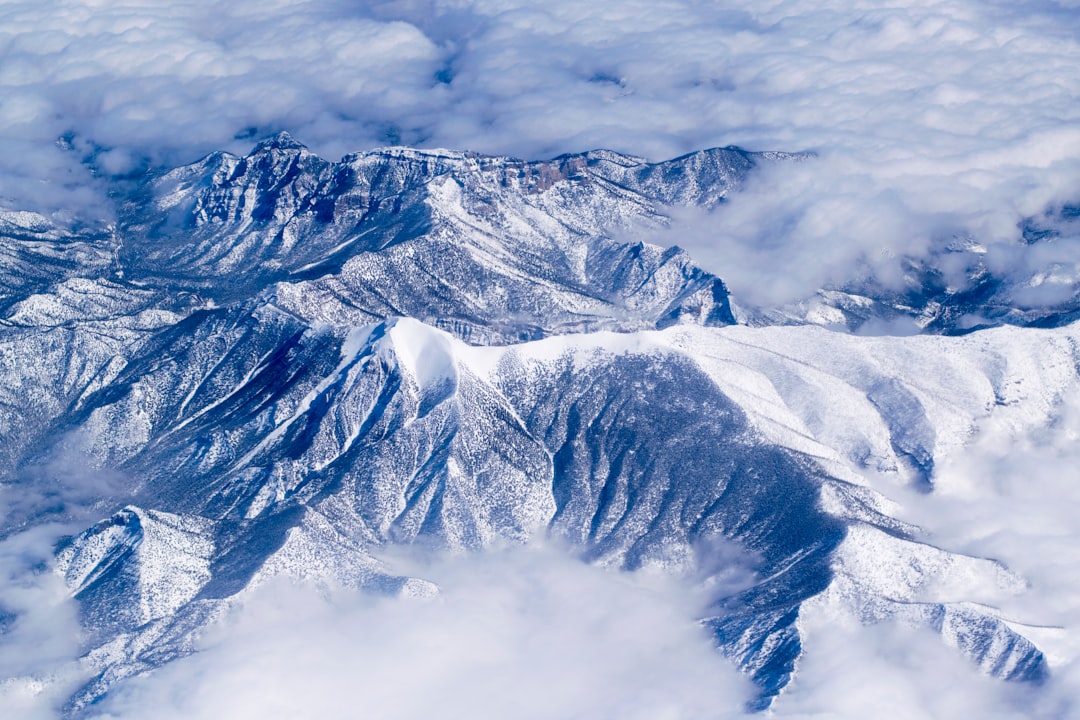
[121,135,1080,337]
[0,137,1073,715]
[53,316,1067,713]
[1,136,750,513]
[116,133,743,342]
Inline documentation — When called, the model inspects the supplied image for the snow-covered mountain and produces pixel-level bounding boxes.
[1,135,1075,716]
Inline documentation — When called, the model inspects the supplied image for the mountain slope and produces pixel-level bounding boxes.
[0,136,1074,716]
[48,316,1068,711]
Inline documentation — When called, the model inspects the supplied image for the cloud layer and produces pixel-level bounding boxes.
[89,545,753,720]
[5,395,1080,720]
[0,526,87,720]
[892,385,1080,719]
[77,536,1080,720]
[2,0,1079,304]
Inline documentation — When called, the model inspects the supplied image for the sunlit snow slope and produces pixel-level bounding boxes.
[1,135,1076,716]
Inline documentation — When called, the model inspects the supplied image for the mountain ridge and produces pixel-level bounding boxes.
[0,135,1073,716]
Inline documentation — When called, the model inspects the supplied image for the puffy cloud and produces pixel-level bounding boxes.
[76,533,1080,720]
[0,442,132,719]
[0,526,87,720]
[902,386,1080,684]
[809,384,1080,720]
[0,0,446,216]
[771,616,1051,719]
[4,3,1080,716]
[90,543,754,720]
[6,407,1080,720]
[733,382,1080,718]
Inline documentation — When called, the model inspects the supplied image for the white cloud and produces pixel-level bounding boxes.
[772,616,1049,719]
[5,406,1079,720]
[806,384,1080,720]
[762,379,1080,717]
[74,531,1080,720]
[0,526,87,720]
[90,543,754,720]
[0,442,133,720]
[902,386,1080,668]
[3,3,1080,717]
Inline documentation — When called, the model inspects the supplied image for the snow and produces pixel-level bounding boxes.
[385,317,460,392]
[3,134,1079,715]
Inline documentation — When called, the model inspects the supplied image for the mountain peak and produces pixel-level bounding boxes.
[252,131,307,153]
[383,317,460,392]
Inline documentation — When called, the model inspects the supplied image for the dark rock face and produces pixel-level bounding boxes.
[114,135,741,340]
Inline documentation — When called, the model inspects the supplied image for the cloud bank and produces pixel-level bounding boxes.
[69,537,1079,720]
[5,405,1079,720]
[89,545,753,720]
[0,526,87,720]
[2,0,1079,303]
[891,385,1080,719]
